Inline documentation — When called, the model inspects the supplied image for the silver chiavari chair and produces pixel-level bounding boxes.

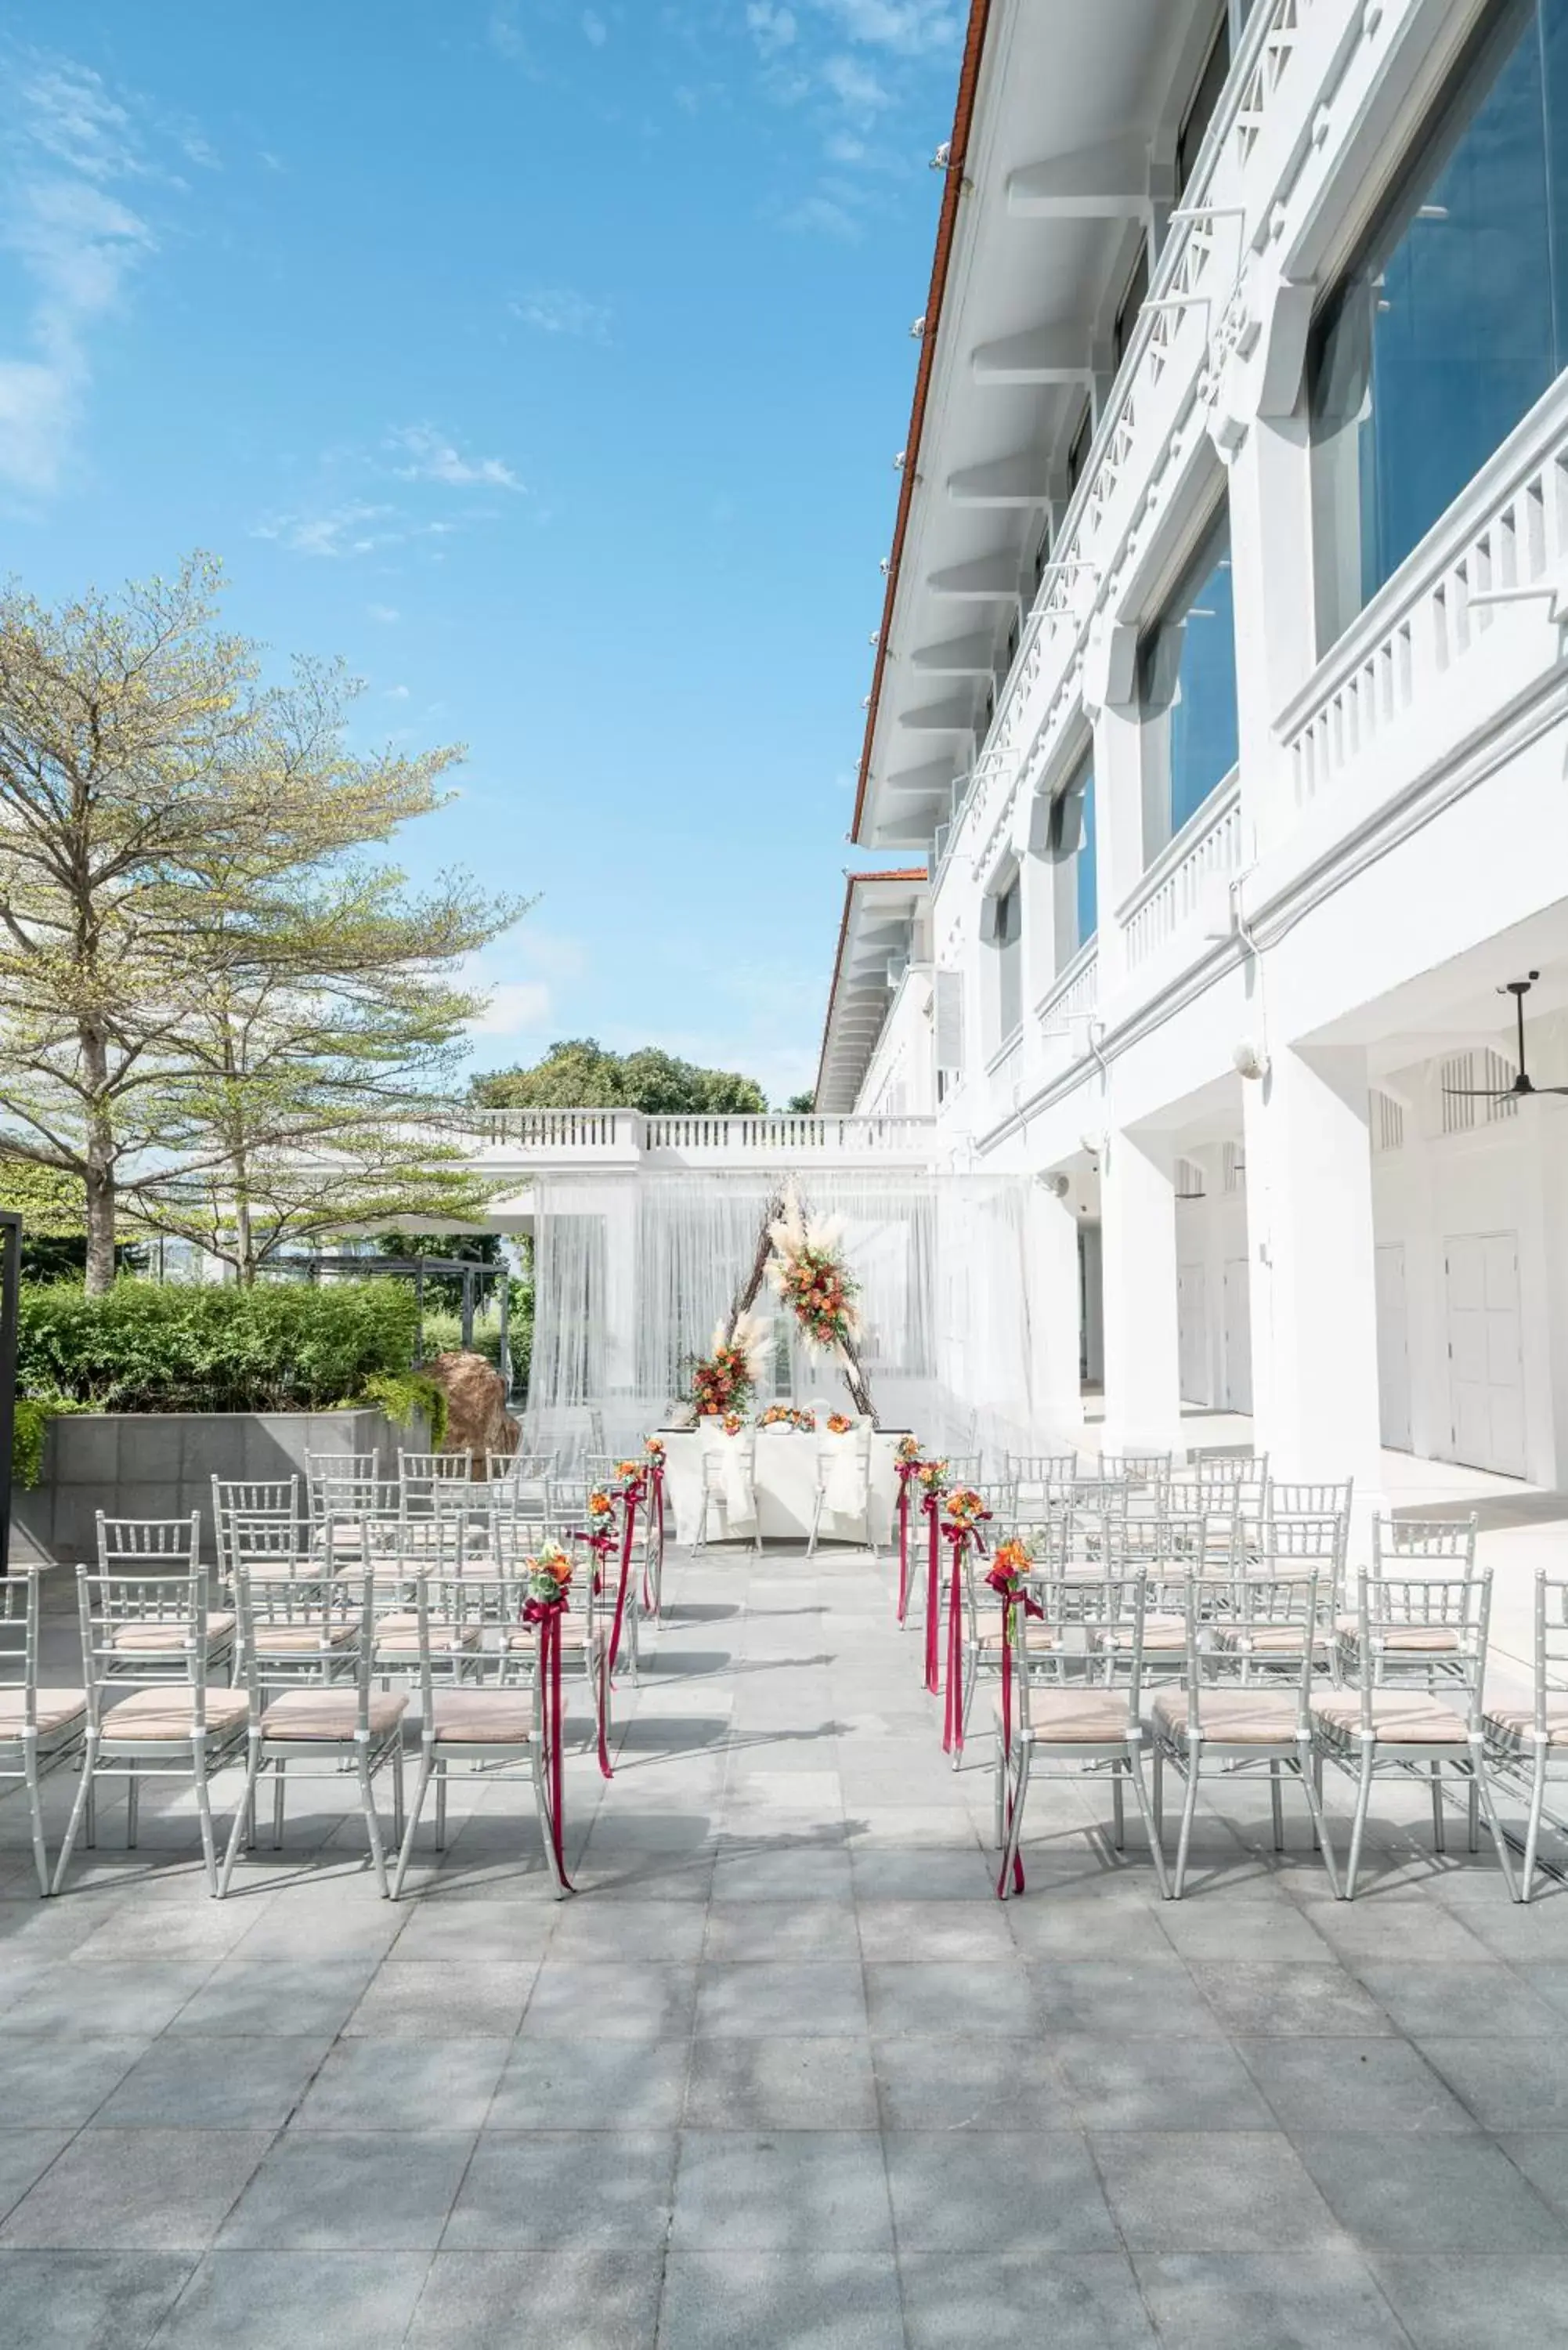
[1151,1569,1338,1896]
[1,1568,86,1896]
[1486,1571,1568,1900]
[53,1527,251,1895]
[392,1570,570,1899]
[1313,1565,1516,1900]
[996,1564,1169,1899]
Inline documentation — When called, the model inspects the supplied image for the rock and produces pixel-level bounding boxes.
[425,1350,518,1474]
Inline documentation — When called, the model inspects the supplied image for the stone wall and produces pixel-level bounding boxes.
[12,1406,427,1564]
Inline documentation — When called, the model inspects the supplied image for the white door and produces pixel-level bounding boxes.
[1223,1257,1252,1413]
[1445,1231,1525,1477]
[1375,1242,1412,1452]
[1177,1262,1208,1405]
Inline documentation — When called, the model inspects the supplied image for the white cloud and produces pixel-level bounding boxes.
[251,501,400,558]
[581,9,608,47]
[511,287,611,342]
[782,190,858,238]
[487,4,536,66]
[367,602,400,623]
[468,980,552,1039]
[821,52,891,112]
[814,0,960,53]
[384,684,410,700]
[388,422,523,491]
[746,2,798,56]
[0,58,165,495]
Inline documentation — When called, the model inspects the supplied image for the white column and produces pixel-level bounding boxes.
[1225,410,1316,857]
[1241,1043,1384,1502]
[1084,620,1142,995]
[1026,1178,1085,1441]
[1100,1126,1183,1454]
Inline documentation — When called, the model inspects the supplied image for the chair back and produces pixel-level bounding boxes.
[307,1452,381,1518]
[237,1562,378,1731]
[937,1452,983,1487]
[1531,1571,1568,1734]
[1013,1567,1150,1730]
[78,1528,213,1730]
[1101,1452,1173,1504]
[1372,1515,1477,1572]
[0,1569,41,1730]
[1176,1568,1319,1731]
[399,1451,472,1519]
[1257,1514,1344,1571]
[212,1477,300,1576]
[1349,1565,1491,1727]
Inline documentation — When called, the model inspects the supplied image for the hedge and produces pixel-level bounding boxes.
[17,1278,422,1415]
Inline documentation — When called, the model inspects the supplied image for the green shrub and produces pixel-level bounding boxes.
[12,1394,85,1488]
[17,1278,421,1415]
[359,1370,449,1450]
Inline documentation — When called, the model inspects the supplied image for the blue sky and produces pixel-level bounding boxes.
[0,2,963,1104]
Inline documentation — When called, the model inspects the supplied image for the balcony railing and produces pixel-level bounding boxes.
[1280,377,1568,811]
[435,1106,936,1163]
[1119,776,1245,972]
[1036,941,1100,1036]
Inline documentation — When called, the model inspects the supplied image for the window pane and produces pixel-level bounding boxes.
[1138,512,1238,851]
[1075,768,1097,949]
[1310,0,1557,645]
[1176,13,1230,196]
[996,880,1022,1041]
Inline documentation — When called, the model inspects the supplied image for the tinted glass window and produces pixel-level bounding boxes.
[1137,507,1238,851]
[1309,0,1568,646]
[1176,15,1230,196]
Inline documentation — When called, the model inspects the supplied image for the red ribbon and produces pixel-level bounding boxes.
[609,1484,638,1676]
[995,1598,1024,1898]
[941,1524,969,1752]
[923,1493,941,1694]
[571,1528,618,1779]
[643,1462,666,1611]
[522,1596,573,1890]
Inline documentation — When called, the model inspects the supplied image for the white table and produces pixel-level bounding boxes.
[657,1426,905,1549]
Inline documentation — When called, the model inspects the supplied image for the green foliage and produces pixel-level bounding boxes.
[0,1162,85,1236]
[17,1278,420,1415]
[475,1038,766,1116]
[359,1369,448,1449]
[785,1091,815,1113]
[12,1394,85,1488]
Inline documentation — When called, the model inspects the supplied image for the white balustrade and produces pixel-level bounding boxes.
[1281,383,1568,811]
[1035,943,1100,1037]
[1119,778,1245,973]
[431,1106,936,1166]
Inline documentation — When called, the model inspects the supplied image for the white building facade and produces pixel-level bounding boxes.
[819,0,1568,1502]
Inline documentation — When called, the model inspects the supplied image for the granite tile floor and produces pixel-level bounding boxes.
[4,1543,1568,2347]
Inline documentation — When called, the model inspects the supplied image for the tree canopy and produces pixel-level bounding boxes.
[474,1039,768,1116]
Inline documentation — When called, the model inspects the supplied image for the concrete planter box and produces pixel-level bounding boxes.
[13,1406,428,1564]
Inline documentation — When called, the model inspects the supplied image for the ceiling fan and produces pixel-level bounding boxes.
[1442,971,1568,1101]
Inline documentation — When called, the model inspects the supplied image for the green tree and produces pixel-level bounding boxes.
[475,1038,766,1115]
[0,557,515,1288]
[785,1091,815,1113]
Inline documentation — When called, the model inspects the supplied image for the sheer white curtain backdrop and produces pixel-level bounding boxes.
[521,1169,1043,1470]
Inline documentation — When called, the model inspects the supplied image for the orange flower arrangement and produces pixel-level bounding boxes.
[896,1434,923,1465]
[721,1411,745,1436]
[522,1542,574,1620]
[826,1412,854,1435]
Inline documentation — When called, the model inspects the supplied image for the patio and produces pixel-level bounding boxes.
[3,1538,1568,2350]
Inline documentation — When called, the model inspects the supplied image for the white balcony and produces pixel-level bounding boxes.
[437,1106,938,1177]
[1119,776,1245,975]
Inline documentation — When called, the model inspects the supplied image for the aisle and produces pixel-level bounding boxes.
[2,1544,1566,2348]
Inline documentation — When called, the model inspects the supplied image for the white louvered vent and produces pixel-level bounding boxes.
[1482,1047,1518,1120]
[1176,1155,1206,1199]
[1441,1054,1475,1135]
[1222,1140,1245,1191]
[1371,1090,1404,1153]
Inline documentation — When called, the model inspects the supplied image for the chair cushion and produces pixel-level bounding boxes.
[1151,1687,1303,1745]
[506,1618,599,1654]
[110,1612,235,1653]
[0,1688,87,1738]
[1335,1615,1461,1652]
[259,1690,407,1740]
[995,1689,1135,1744]
[374,1623,482,1656]
[1313,1693,1471,1743]
[1216,1625,1321,1654]
[1485,1702,1568,1750]
[429,1691,533,1744]
[103,1687,250,1742]
[251,1617,361,1654]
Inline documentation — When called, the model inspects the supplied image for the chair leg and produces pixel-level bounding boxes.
[1173,1752,1202,1899]
[1127,1747,1169,1900]
[1152,1746,1164,1842]
[221,1741,263,1896]
[807,1492,822,1560]
[1298,1743,1340,1898]
[392,1744,406,1849]
[1429,1760,1446,1855]
[435,1762,448,1852]
[955,1650,977,1772]
[125,1774,139,1851]
[1467,1775,1480,1854]
[1345,1750,1376,1900]
[997,1738,1031,1899]
[1521,1750,1550,1902]
[192,1752,219,1897]
[1470,1747,1519,1902]
[1270,1759,1285,1853]
[23,1743,50,1897]
[1111,1769,1125,1852]
[51,1732,98,1894]
[272,1759,287,1849]
[392,1746,436,1898]
[356,1747,391,1897]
